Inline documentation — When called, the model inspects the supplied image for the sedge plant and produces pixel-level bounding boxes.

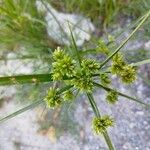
[0,5,150,150]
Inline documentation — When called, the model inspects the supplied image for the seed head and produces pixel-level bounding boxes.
[106,90,118,104]
[63,90,74,101]
[120,65,136,84]
[92,116,114,134]
[81,59,100,75]
[45,87,62,108]
[100,73,111,86]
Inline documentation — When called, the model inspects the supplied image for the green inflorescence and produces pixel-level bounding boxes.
[44,46,137,138]
[52,47,76,80]
[81,58,100,75]
[63,90,74,101]
[70,69,94,92]
[92,115,114,134]
[111,52,136,84]
[45,47,137,109]
[106,90,118,104]
[44,87,62,108]
[120,65,136,84]
[100,73,111,86]
[96,39,109,55]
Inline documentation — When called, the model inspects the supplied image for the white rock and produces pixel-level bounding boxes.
[144,40,150,50]
[36,0,95,46]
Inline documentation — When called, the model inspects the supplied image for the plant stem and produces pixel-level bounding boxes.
[103,131,115,150]
[68,25,115,149]
[0,74,53,85]
[93,82,150,108]
[69,25,81,66]
[86,93,100,117]
[86,93,115,150]
[0,99,44,123]
[100,10,150,69]
[132,59,150,67]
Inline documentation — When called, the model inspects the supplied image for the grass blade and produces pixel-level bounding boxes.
[86,93,100,117]
[138,73,150,87]
[0,74,53,86]
[0,99,44,123]
[93,82,150,108]
[132,59,150,66]
[68,23,81,65]
[100,10,150,68]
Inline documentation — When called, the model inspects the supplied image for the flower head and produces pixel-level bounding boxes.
[70,69,93,92]
[63,90,74,101]
[45,87,62,108]
[52,48,76,80]
[96,39,109,55]
[106,90,118,104]
[111,52,136,84]
[100,73,111,86]
[120,65,136,84]
[92,116,114,134]
[81,58,100,75]
[111,53,126,75]
[53,47,65,61]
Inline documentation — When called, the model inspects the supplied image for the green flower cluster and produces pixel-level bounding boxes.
[52,47,76,80]
[45,87,75,108]
[96,39,109,55]
[92,115,114,134]
[106,90,118,104]
[52,47,101,92]
[81,59,100,75]
[100,73,111,86]
[111,52,136,84]
[45,47,102,107]
[71,59,100,92]
[44,87,62,108]
[63,90,74,101]
[70,69,94,92]
[120,65,136,84]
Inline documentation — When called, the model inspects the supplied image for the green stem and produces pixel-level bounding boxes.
[0,99,44,123]
[93,82,150,108]
[0,74,53,85]
[66,24,115,149]
[132,59,150,67]
[100,10,150,68]
[86,93,100,117]
[103,131,115,150]
[69,25,81,66]
[86,93,115,150]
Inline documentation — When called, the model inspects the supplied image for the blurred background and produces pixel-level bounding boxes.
[0,0,150,150]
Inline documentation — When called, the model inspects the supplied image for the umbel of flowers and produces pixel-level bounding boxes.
[44,47,136,134]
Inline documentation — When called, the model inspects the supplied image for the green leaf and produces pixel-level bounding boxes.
[93,82,150,108]
[138,73,150,87]
[86,93,100,117]
[68,24,81,66]
[132,59,150,66]
[0,74,52,86]
[0,99,44,123]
